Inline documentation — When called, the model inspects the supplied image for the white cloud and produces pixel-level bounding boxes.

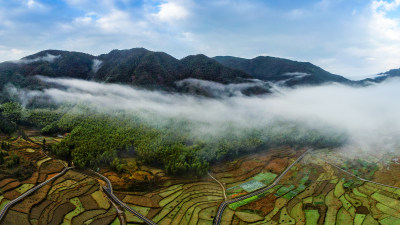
[63,0,137,31]
[63,8,149,37]
[307,0,400,79]
[95,9,132,32]
[373,0,400,11]
[370,0,400,41]
[26,0,43,9]
[287,9,307,19]
[346,0,400,77]
[27,0,36,8]
[10,53,61,64]
[24,0,48,11]
[74,16,93,26]
[0,47,31,62]
[10,48,24,56]
[153,1,190,22]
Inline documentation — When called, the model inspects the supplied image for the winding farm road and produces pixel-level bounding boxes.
[0,167,73,223]
[324,160,400,190]
[93,171,157,225]
[213,149,312,225]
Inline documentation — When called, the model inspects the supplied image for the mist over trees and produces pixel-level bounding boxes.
[0,99,346,176]
[3,76,400,176]
[48,110,345,176]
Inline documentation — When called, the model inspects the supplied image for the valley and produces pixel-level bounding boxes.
[2,0,400,223]
[1,128,400,224]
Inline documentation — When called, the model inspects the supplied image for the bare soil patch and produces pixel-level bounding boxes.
[79,195,99,210]
[48,202,75,225]
[123,195,159,208]
[238,192,278,216]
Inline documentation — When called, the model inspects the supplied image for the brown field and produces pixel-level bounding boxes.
[0,134,67,207]
[48,202,75,225]
[1,170,119,225]
[0,131,122,225]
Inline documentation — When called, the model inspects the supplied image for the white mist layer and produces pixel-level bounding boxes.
[10,54,61,64]
[175,78,268,97]
[92,59,102,73]
[23,76,400,153]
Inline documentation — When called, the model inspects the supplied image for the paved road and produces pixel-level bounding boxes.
[93,171,157,225]
[213,149,312,225]
[0,167,73,223]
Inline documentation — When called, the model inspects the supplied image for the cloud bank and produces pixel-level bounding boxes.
[13,76,400,154]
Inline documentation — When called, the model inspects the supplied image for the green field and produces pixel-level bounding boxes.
[222,150,400,224]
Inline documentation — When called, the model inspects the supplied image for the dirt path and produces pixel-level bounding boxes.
[208,172,227,201]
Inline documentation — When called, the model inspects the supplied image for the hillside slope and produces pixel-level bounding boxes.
[213,56,353,86]
[0,48,257,94]
[360,68,400,84]
[1,48,378,100]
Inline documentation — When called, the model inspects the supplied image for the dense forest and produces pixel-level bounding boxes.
[0,101,346,176]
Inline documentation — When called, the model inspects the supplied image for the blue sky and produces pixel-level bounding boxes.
[1,0,400,79]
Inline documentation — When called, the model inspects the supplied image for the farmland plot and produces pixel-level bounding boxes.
[222,149,400,224]
[1,170,118,225]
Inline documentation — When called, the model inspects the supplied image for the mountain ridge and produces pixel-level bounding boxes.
[359,68,400,84]
[213,55,353,86]
[0,48,395,99]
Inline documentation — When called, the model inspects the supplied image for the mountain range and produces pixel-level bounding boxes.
[0,47,398,98]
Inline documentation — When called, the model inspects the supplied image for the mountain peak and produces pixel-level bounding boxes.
[22,50,68,60]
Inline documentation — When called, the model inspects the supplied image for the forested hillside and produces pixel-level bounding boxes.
[360,67,400,84]
[0,101,346,176]
[213,56,352,86]
[0,48,261,97]
[0,47,369,101]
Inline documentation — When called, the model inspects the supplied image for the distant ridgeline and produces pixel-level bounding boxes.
[1,47,394,102]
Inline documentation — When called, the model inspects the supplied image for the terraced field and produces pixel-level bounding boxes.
[219,149,400,224]
[4,133,400,225]
[0,133,123,225]
[101,147,301,225]
[0,136,65,214]
[1,170,119,225]
[211,147,300,199]
[115,181,223,225]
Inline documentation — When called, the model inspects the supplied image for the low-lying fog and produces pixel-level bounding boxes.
[13,76,400,153]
